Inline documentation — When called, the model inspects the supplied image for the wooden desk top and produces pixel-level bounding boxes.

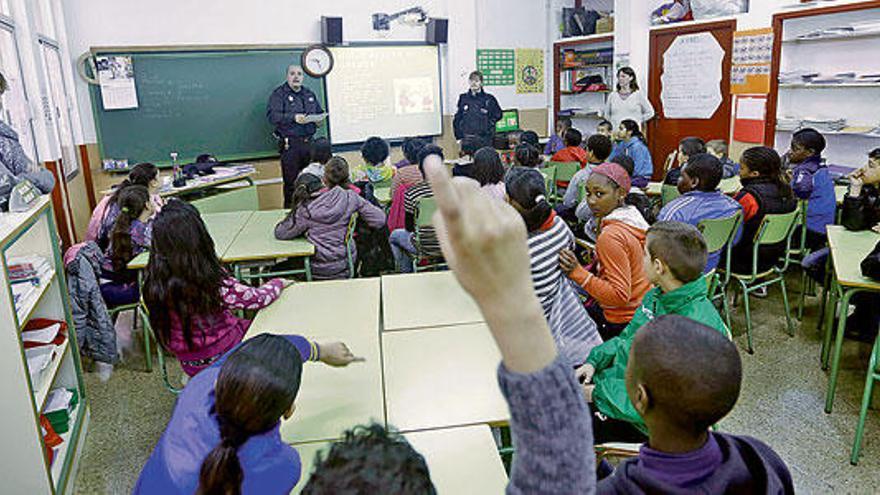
[245,278,384,444]
[381,272,483,331]
[224,209,315,262]
[382,323,508,432]
[827,225,880,289]
[292,425,507,494]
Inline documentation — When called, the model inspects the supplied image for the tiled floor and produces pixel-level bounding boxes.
[74,277,880,493]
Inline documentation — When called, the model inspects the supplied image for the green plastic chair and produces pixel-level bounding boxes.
[661,184,681,206]
[698,211,742,332]
[138,303,184,394]
[787,201,812,320]
[344,213,358,278]
[548,161,580,204]
[851,335,880,464]
[730,208,800,353]
[413,197,446,272]
[577,181,587,204]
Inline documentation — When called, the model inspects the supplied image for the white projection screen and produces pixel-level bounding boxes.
[326,45,443,145]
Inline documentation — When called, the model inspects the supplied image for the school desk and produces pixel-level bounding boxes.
[381,272,483,331]
[224,209,315,281]
[291,425,508,495]
[822,225,880,413]
[245,278,384,444]
[646,176,742,196]
[126,210,255,270]
[382,323,508,432]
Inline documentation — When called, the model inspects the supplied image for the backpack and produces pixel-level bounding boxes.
[353,181,395,277]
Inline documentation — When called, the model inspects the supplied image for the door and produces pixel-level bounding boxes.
[647,20,736,180]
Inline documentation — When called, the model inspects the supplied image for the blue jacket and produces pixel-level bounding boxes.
[658,190,743,273]
[134,334,313,495]
[266,84,323,139]
[611,138,653,180]
[790,156,835,234]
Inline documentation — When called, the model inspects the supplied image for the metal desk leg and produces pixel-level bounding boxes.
[137,270,152,373]
[305,257,312,282]
[821,279,840,369]
[817,251,833,333]
[826,288,860,413]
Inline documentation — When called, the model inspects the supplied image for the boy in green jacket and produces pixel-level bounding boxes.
[577,221,729,443]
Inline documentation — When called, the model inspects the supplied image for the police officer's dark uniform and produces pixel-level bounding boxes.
[267,83,323,208]
[452,89,502,149]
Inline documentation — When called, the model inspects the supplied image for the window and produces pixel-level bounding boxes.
[40,40,78,178]
[34,0,55,40]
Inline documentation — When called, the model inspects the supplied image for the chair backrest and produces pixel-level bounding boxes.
[540,168,554,197]
[416,197,437,227]
[698,211,742,254]
[661,184,680,206]
[755,209,800,246]
[577,181,587,204]
[550,161,580,183]
[344,212,358,278]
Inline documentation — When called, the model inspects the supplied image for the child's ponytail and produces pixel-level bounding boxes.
[110,185,149,272]
[620,119,645,143]
[505,167,553,232]
[196,418,246,495]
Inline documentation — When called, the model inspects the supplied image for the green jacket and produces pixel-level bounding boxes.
[586,276,728,431]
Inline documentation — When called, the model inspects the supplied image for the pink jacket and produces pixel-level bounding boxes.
[167,277,283,376]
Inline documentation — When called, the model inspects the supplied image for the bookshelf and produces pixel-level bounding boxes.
[0,196,89,494]
[768,1,880,169]
[552,33,614,136]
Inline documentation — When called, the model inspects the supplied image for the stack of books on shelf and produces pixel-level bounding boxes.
[40,386,79,466]
[562,48,613,69]
[8,254,53,313]
[779,71,880,85]
[793,20,880,40]
[22,319,68,389]
[801,117,848,132]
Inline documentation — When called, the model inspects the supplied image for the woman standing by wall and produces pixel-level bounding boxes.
[602,67,655,131]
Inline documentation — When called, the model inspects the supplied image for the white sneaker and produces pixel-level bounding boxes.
[753,286,768,298]
[95,362,113,382]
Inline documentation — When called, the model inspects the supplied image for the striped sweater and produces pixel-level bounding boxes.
[528,213,602,366]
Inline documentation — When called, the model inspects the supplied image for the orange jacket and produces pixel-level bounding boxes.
[569,205,651,324]
[551,146,589,168]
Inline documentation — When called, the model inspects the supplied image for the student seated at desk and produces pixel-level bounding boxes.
[610,120,653,188]
[352,136,394,185]
[789,128,835,254]
[303,154,596,493]
[551,128,589,169]
[707,139,740,179]
[299,137,332,179]
[514,142,543,168]
[575,156,655,243]
[596,315,794,493]
[453,135,481,179]
[100,185,154,308]
[560,134,614,217]
[545,116,571,155]
[275,156,386,279]
[663,136,706,186]
[560,163,651,340]
[390,137,426,197]
[472,147,506,201]
[389,144,445,273]
[657,153,742,273]
[729,147,797,275]
[578,222,728,444]
[143,200,287,377]
[805,148,880,343]
[506,167,602,366]
[134,333,362,495]
[87,162,163,252]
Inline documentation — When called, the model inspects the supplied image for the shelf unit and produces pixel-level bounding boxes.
[767,1,880,168]
[0,196,89,495]
[552,33,614,135]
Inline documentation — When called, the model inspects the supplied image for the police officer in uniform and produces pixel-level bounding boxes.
[452,70,502,149]
[267,64,325,207]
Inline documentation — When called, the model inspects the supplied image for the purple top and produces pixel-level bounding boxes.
[134,334,314,495]
[393,158,411,169]
[638,434,723,488]
[545,134,565,155]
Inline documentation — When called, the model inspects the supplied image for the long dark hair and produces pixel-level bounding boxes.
[740,146,793,201]
[197,334,304,495]
[109,185,149,272]
[617,66,639,92]
[142,199,224,351]
[505,167,552,232]
[514,143,542,168]
[472,147,505,186]
[620,119,645,143]
[109,162,158,205]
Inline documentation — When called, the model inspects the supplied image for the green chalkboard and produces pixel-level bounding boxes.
[88,49,327,167]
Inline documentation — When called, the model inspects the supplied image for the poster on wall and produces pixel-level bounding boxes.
[515,49,544,94]
[476,49,515,86]
[96,55,138,110]
[660,32,725,119]
[731,27,773,94]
